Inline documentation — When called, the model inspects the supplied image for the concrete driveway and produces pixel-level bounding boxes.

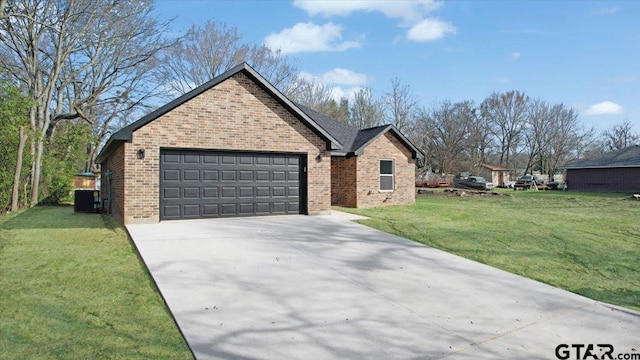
[127,212,639,360]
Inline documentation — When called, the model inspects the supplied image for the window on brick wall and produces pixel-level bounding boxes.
[379,159,394,191]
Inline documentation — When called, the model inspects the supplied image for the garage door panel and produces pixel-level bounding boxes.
[239,187,253,198]
[203,170,218,181]
[221,155,236,164]
[221,203,237,215]
[256,187,270,197]
[183,188,199,198]
[164,170,180,181]
[203,187,218,198]
[239,171,253,181]
[160,150,305,220]
[256,171,270,181]
[256,203,270,213]
[202,154,218,164]
[203,204,218,215]
[184,153,199,163]
[183,205,200,217]
[164,188,180,199]
[272,202,286,213]
[239,203,253,214]
[221,187,236,198]
[163,205,180,218]
[221,170,236,181]
[272,187,286,197]
[272,171,286,181]
[183,170,200,181]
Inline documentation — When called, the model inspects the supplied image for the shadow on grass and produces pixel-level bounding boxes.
[0,205,119,231]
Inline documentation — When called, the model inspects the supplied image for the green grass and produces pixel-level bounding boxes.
[0,206,192,359]
[340,190,640,311]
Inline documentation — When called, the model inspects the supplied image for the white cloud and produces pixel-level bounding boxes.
[591,7,618,15]
[264,22,362,55]
[299,68,369,86]
[318,68,369,86]
[293,0,442,24]
[407,18,456,42]
[583,101,624,116]
[329,86,363,102]
[494,77,510,84]
[299,68,369,101]
[511,52,521,61]
[606,75,637,84]
[294,0,454,43]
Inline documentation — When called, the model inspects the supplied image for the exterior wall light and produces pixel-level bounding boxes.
[137,149,145,159]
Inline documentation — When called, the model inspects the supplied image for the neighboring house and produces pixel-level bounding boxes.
[560,145,640,192]
[477,164,511,187]
[95,63,423,224]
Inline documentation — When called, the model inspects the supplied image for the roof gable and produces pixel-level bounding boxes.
[561,145,640,169]
[96,63,342,163]
[295,104,424,160]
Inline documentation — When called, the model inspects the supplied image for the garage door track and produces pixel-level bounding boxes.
[127,213,639,360]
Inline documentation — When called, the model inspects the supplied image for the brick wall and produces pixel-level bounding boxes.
[121,72,330,223]
[331,156,357,207]
[102,143,125,223]
[356,132,416,208]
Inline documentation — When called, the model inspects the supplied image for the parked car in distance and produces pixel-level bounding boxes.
[453,176,494,190]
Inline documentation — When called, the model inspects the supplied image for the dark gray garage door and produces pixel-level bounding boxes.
[160,149,306,220]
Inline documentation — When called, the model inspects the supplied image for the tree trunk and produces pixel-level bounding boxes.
[30,137,44,207]
[11,126,27,212]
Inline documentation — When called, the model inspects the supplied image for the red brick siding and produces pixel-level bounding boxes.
[101,143,125,223]
[331,156,357,207]
[122,72,330,223]
[356,132,416,208]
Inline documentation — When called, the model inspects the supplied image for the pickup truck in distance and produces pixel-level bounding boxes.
[514,175,543,190]
[453,176,494,190]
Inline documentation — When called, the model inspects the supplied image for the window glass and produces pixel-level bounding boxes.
[379,160,394,191]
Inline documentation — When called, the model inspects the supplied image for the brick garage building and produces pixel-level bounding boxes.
[560,145,640,192]
[96,63,423,224]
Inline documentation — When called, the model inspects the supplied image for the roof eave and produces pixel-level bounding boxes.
[561,164,640,170]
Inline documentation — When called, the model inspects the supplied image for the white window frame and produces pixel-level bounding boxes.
[379,159,394,192]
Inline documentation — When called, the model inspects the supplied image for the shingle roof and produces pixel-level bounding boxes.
[294,104,423,159]
[96,62,423,163]
[560,145,640,169]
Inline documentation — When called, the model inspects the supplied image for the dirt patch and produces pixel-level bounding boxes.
[417,188,511,198]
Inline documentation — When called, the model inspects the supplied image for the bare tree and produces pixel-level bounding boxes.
[522,99,554,174]
[1,0,171,205]
[384,77,417,134]
[545,104,582,178]
[350,88,384,129]
[156,19,298,95]
[417,101,474,174]
[481,91,529,168]
[287,77,334,110]
[601,120,639,151]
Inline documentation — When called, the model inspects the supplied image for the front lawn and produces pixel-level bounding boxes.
[0,206,192,359]
[341,190,640,311]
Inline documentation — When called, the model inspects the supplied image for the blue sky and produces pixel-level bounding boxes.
[152,0,639,132]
